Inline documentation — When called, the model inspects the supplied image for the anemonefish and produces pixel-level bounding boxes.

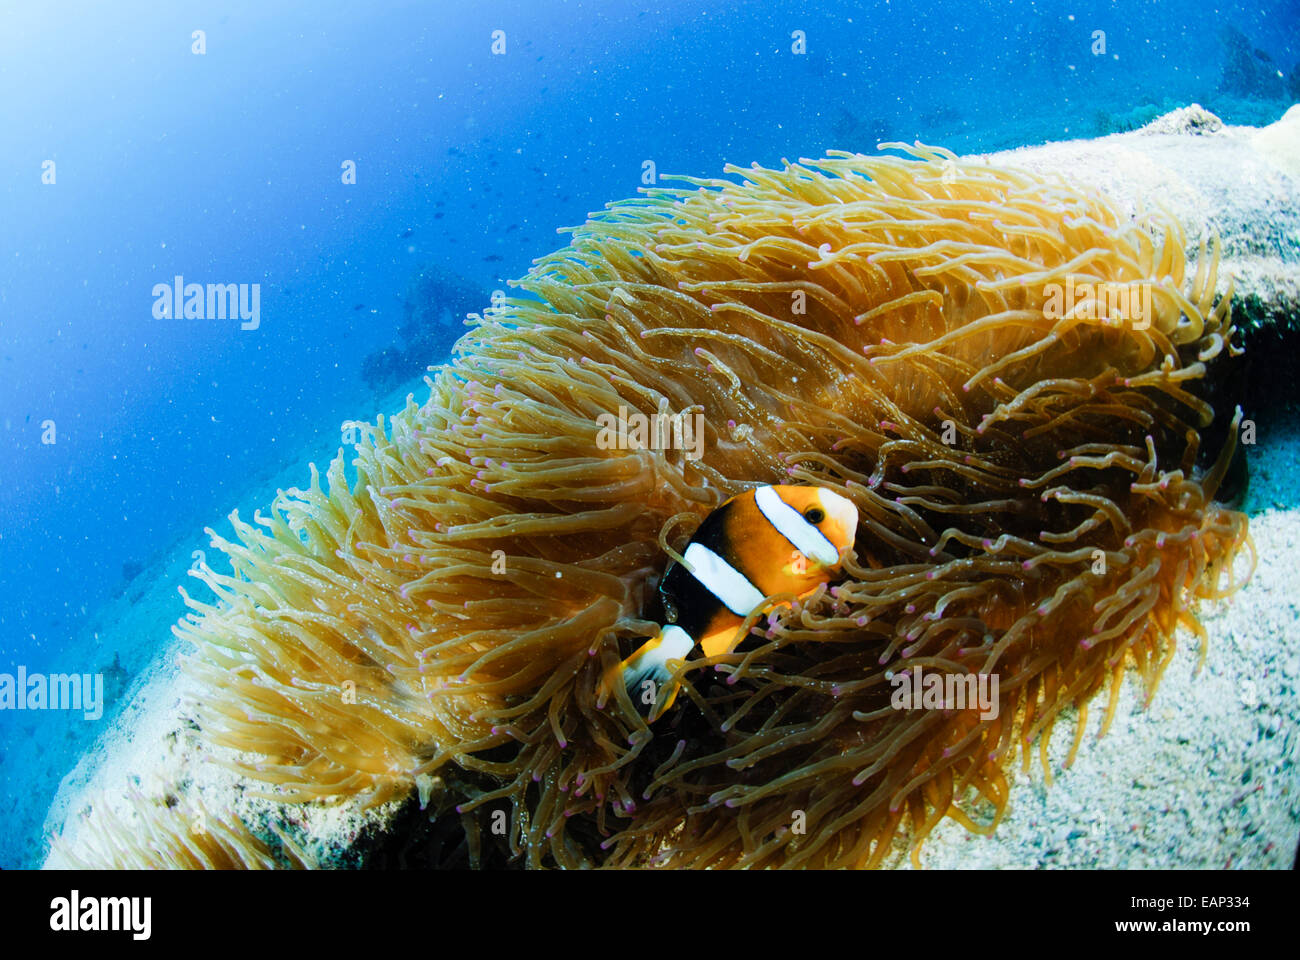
[611,484,858,721]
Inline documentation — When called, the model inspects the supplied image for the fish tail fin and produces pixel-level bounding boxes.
[611,625,695,722]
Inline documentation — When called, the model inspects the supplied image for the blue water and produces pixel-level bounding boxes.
[0,0,1295,869]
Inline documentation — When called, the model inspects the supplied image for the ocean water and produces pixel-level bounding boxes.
[1,0,1296,870]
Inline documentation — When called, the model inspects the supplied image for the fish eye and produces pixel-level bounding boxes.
[804,507,825,524]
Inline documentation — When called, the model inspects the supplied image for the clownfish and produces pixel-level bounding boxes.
[611,484,858,721]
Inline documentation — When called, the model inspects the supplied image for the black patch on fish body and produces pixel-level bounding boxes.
[658,557,725,640]
[658,496,752,642]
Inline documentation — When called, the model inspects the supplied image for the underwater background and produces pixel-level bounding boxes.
[1,0,1297,869]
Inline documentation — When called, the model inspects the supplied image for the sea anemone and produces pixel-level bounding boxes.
[154,143,1251,869]
[47,789,315,869]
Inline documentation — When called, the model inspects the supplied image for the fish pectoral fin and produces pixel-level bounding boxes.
[699,623,746,660]
[781,552,820,578]
[697,597,809,659]
[794,583,825,601]
[617,626,695,721]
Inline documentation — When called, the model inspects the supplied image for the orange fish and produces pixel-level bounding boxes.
[612,484,858,721]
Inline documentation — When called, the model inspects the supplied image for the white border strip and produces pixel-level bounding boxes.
[683,542,765,615]
[755,486,838,566]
